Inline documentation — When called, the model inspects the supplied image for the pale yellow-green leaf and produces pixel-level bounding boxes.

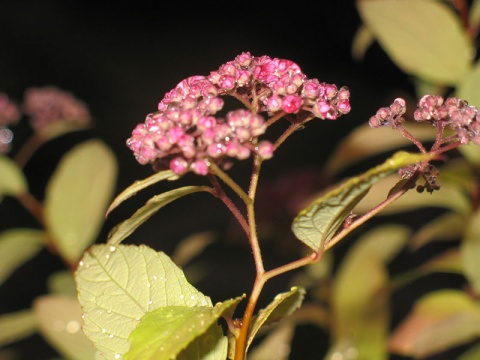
[293,151,435,251]
[0,309,37,346]
[247,287,305,351]
[357,0,473,85]
[419,249,463,275]
[47,270,77,297]
[45,139,117,265]
[330,224,410,360]
[106,169,178,217]
[0,155,27,197]
[126,297,242,360]
[458,142,480,167]
[389,290,480,358]
[75,244,212,360]
[470,0,480,30]
[413,77,447,99]
[324,122,437,175]
[107,186,211,246]
[460,208,480,295]
[351,24,375,61]
[0,228,46,286]
[410,212,465,250]
[456,60,480,108]
[459,342,480,360]
[34,295,98,360]
[172,231,217,267]
[248,323,294,360]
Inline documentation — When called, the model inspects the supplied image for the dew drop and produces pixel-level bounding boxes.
[190,295,196,300]
[101,328,107,333]
[152,275,157,280]
[66,320,80,334]
[105,254,110,259]
[146,283,151,288]
[114,354,121,359]
[149,300,153,305]
[107,309,112,314]
[79,260,84,267]
[179,294,185,300]
[109,334,114,339]
[109,245,117,252]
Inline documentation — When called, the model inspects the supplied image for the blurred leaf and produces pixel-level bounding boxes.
[172,231,217,267]
[456,60,480,108]
[458,142,480,167]
[34,295,98,360]
[106,169,178,217]
[0,309,37,347]
[459,342,480,360]
[413,77,447,99]
[0,228,46,286]
[419,249,463,275]
[389,290,480,358]
[470,0,480,30]
[329,224,410,360]
[75,244,212,359]
[47,270,77,296]
[45,139,117,265]
[126,297,243,360]
[247,287,305,351]
[324,122,436,175]
[351,24,375,61]
[410,212,465,250]
[353,172,471,216]
[248,323,294,360]
[357,0,473,85]
[0,155,27,197]
[107,186,211,246]
[292,151,435,251]
[460,208,480,295]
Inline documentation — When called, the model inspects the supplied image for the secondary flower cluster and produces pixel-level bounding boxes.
[23,86,91,131]
[127,52,351,175]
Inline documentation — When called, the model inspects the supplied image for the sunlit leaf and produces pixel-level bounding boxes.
[126,297,243,360]
[107,186,211,246]
[34,295,98,360]
[0,228,46,286]
[460,208,480,295]
[247,287,305,351]
[45,139,117,265]
[389,290,480,358]
[329,224,410,359]
[324,122,436,175]
[410,212,465,250]
[75,244,212,359]
[0,155,27,197]
[0,309,37,346]
[292,151,434,251]
[357,0,473,85]
[106,169,178,217]
[456,60,480,108]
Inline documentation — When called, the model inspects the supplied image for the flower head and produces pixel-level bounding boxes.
[22,86,91,131]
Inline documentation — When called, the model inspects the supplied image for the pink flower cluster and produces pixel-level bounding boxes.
[22,86,91,131]
[127,52,351,176]
[368,98,406,128]
[414,95,480,145]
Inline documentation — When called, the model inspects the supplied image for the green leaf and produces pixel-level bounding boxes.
[0,228,46,286]
[470,0,480,31]
[0,309,37,346]
[410,212,465,250]
[247,287,305,351]
[357,0,473,85]
[388,290,480,358]
[47,270,78,296]
[329,224,410,359]
[456,60,480,108]
[126,297,243,360]
[107,186,211,246]
[106,169,179,217]
[292,151,434,251]
[351,24,375,61]
[459,342,480,360]
[34,295,98,360]
[248,323,294,360]
[45,139,117,265]
[0,155,27,197]
[75,244,212,359]
[324,122,437,175]
[460,208,480,295]
[458,142,480,167]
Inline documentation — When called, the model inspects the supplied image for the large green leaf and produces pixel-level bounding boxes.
[0,309,37,346]
[410,212,465,250]
[107,186,211,246]
[329,224,410,360]
[247,287,305,351]
[34,295,98,360]
[126,297,243,360]
[357,0,473,85]
[0,228,46,286]
[0,155,27,197]
[389,290,480,358]
[106,169,178,217]
[44,139,117,265]
[292,151,434,251]
[460,208,480,295]
[75,244,212,359]
[456,60,480,108]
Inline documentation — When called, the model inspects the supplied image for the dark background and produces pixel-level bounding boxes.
[2,1,464,359]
